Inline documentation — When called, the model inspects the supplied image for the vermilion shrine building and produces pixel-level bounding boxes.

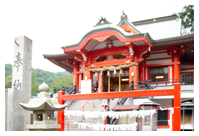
[44,13,194,131]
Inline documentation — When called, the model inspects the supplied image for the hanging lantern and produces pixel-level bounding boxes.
[107,71,110,76]
[119,69,123,75]
[95,72,98,77]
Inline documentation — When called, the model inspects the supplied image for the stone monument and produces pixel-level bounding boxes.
[19,83,67,131]
[7,36,32,131]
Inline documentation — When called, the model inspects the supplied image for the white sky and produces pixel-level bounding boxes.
[0,0,194,72]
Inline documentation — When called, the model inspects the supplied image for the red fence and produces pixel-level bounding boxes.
[58,83,181,131]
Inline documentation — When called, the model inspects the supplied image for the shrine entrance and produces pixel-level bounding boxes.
[103,69,129,92]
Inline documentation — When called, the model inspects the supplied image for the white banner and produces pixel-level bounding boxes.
[73,122,138,131]
[65,109,157,120]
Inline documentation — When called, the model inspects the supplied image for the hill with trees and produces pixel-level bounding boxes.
[5,64,73,94]
[180,5,194,35]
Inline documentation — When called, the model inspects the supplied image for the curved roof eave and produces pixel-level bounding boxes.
[61,24,154,50]
[43,53,71,57]
[117,18,142,34]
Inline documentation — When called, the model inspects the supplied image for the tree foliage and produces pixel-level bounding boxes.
[5,64,73,94]
[31,69,40,94]
[5,64,12,77]
[5,75,12,88]
[180,5,194,34]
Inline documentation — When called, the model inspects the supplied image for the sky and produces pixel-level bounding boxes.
[0,0,194,73]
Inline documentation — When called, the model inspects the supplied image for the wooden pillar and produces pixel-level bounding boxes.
[104,106,107,131]
[79,74,82,89]
[140,59,146,82]
[57,91,65,131]
[96,72,99,84]
[172,51,180,83]
[119,73,121,92]
[99,71,103,93]
[108,76,110,92]
[83,70,92,80]
[129,52,139,89]
[172,83,181,131]
[73,63,79,91]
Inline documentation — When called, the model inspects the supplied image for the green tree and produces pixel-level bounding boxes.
[5,64,12,77]
[50,75,73,93]
[35,68,56,85]
[31,69,40,94]
[5,75,12,88]
[180,5,194,35]
[5,64,73,94]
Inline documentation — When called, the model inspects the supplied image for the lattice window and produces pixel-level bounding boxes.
[181,73,193,85]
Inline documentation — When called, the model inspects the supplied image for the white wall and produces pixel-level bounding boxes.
[136,19,181,40]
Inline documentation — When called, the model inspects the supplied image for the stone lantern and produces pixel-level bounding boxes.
[19,82,67,131]
[138,101,160,131]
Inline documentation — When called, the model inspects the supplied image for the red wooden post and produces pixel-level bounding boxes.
[58,91,65,131]
[172,50,180,84]
[82,106,84,120]
[67,121,70,131]
[73,63,79,91]
[172,83,181,131]
[129,51,139,89]
[99,72,103,93]
[104,106,107,131]
[129,65,139,89]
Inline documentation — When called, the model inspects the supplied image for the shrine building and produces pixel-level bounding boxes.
[43,12,194,131]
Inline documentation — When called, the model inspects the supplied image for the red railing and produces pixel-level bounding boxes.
[67,86,101,131]
[93,85,102,108]
[67,100,89,131]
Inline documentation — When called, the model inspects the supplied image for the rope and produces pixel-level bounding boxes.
[83,63,138,72]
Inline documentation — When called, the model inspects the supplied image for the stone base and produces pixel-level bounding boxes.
[27,124,60,131]
[7,88,32,131]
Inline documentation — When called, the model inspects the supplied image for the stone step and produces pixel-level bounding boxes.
[63,98,119,131]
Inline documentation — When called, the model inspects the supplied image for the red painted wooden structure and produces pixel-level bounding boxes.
[43,13,194,131]
[57,83,181,131]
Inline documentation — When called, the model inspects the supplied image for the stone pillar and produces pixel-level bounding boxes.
[5,89,8,131]
[7,36,32,131]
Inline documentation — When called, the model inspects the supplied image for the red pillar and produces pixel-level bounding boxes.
[58,91,65,131]
[79,74,82,89]
[83,70,92,80]
[172,51,180,83]
[139,59,145,83]
[99,71,103,93]
[172,83,181,131]
[73,63,79,91]
[129,52,139,89]
[104,106,107,131]
[84,70,93,93]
